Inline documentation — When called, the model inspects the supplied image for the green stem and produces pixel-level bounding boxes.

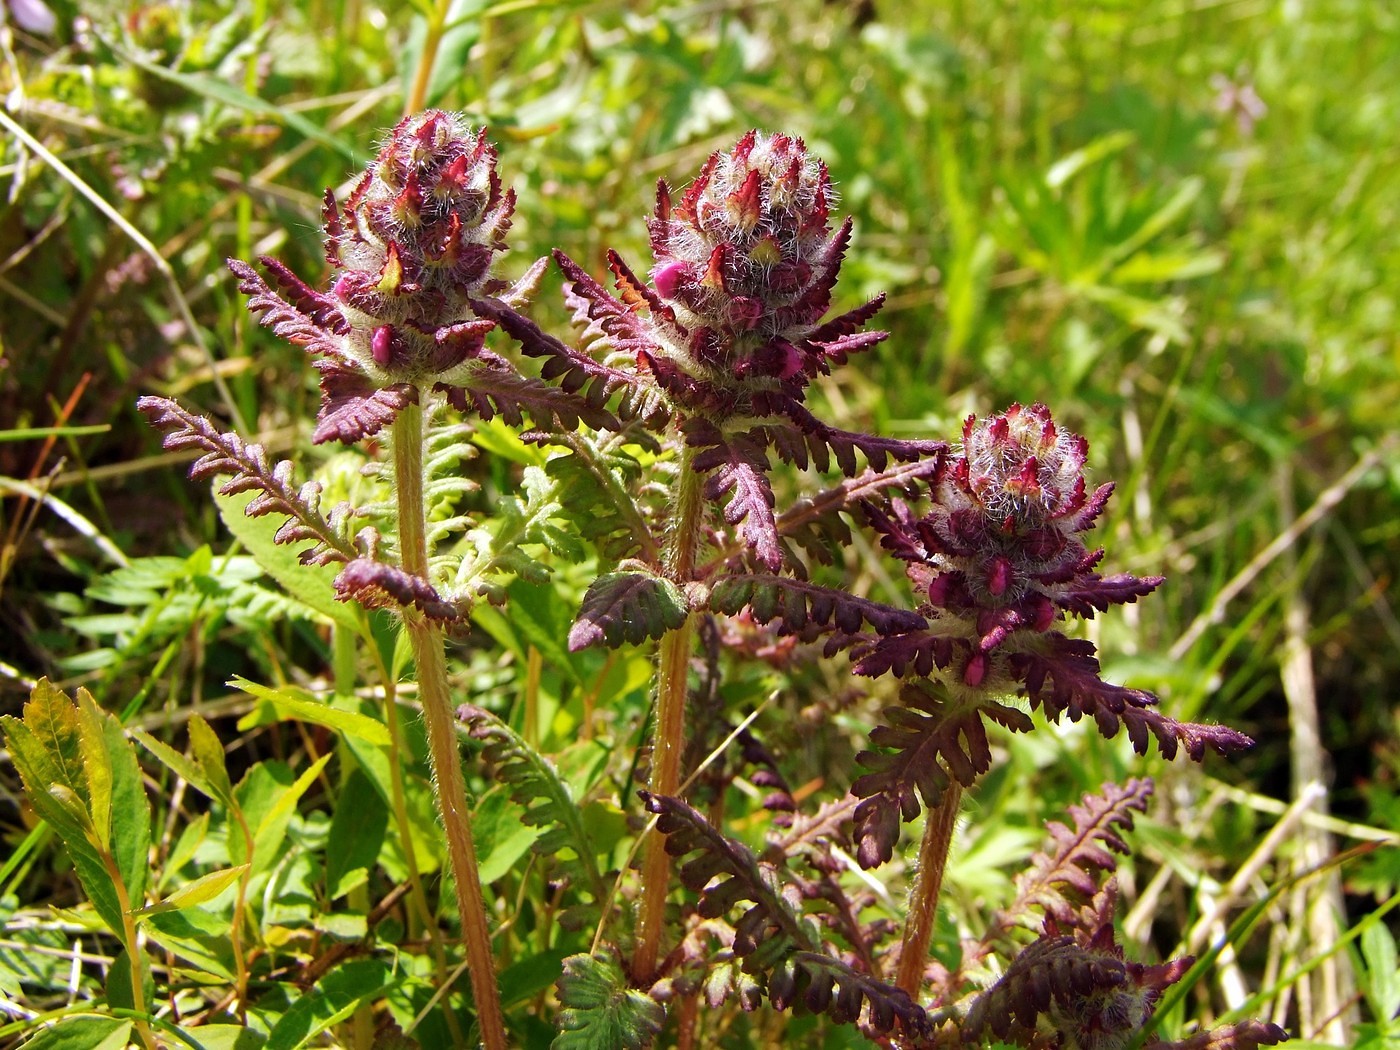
[895,782,963,997]
[392,403,506,1050]
[103,850,157,1050]
[632,444,705,983]
[404,0,454,115]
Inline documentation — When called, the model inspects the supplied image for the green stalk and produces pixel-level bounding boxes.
[392,403,506,1050]
[103,850,157,1050]
[404,0,454,114]
[895,783,963,997]
[632,445,705,983]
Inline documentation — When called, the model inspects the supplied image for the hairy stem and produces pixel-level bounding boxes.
[393,403,506,1049]
[633,444,705,983]
[895,783,963,997]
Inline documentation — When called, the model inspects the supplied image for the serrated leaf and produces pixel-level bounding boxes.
[1,681,132,934]
[215,487,362,632]
[79,692,150,911]
[554,953,665,1050]
[232,676,390,746]
[461,705,606,900]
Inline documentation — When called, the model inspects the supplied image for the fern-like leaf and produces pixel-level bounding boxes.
[766,951,932,1041]
[138,396,357,567]
[684,421,783,572]
[333,558,463,622]
[850,681,1034,868]
[458,705,606,901]
[641,791,813,957]
[1145,1020,1290,1050]
[554,953,665,1050]
[641,793,931,1042]
[1014,635,1254,761]
[709,575,925,638]
[963,934,1190,1046]
[471,291,669,428]
[569,571,692,651]
[1010,778,1154,927]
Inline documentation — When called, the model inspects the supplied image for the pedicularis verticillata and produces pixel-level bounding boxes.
[130,112,1287,1049]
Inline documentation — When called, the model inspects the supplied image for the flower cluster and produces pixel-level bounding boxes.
[848,404,1252,867]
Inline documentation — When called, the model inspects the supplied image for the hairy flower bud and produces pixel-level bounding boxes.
[228,111,581,444]
[890,403,1162,657]
[325,110,514,364]
[644,131,844,379]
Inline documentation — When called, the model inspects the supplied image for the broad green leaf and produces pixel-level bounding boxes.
[228,756,331,873]
[141,865,249,918]
[341,732,443,879]
[500,948,570,1008]
[475,786,546,884]
[253,755,332,872]
[105,945,154,1014]
[213,487,362,633]
[173,1025,266,1050]
[553,953,665,1050]
[324,769,388,900]
[264,959,393,1050]
[1361,921,1400,1020]
[146,905,237,980]
[232,676,390,746]
[19,1017,133,1050]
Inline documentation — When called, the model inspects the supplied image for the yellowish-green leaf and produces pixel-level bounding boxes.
[231,676,390,746]
[1045,130,1135,189]
[189,714,235,806]
[76,692,114,847]
[140,864,249,918]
